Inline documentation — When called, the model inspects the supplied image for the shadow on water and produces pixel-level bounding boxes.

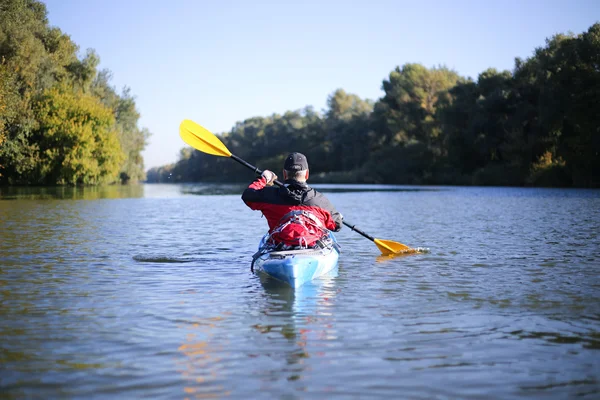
[0,185,144,200]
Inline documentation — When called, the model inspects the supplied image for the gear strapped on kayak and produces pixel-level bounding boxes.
[251,210,340,273]
[268,210,328,248]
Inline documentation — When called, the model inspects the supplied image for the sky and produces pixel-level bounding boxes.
[42,0,599,170]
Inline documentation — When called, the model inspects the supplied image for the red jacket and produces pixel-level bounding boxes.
[242,177,342,232]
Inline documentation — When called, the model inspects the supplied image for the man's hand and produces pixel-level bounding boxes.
[261,170,277,186]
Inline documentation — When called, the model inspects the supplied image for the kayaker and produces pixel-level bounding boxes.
[242,152,343,241]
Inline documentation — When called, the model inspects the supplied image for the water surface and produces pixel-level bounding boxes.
[1,184,599,398]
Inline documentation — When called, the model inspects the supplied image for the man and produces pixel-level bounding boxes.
[242,152,342,238]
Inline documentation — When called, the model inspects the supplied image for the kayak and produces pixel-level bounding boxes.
[252,232,340,288]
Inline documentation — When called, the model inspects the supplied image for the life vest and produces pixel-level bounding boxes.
[267,210,328,248]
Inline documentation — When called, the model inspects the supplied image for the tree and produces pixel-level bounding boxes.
[158,24,599,187]
[0,0,150,185]
[324,89,374,172]
[370,64,461,183]
[32,84,123,185]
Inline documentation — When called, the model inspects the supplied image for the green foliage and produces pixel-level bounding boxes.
[471,163,522,186]
[363,142,435,184]
[33,84,123,184]
[0,58,19,149]
[375,64,461,147]
[368,64,461,183]
[325,89,374,171]
[146,164,175,183]
[92,75,150,183]
[441,68,518,176]
[0,0,149,185]
[530,24,600,187]
[438,23,600,188]
[526,151,571,187]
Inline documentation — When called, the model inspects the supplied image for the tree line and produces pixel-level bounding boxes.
[149,23,599,188]
[0,0,149,185]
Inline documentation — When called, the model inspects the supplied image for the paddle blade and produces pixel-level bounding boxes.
[374,238,414,255]
[179,119,232,157]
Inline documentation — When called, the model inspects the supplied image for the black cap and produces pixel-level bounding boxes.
[284,152,309,171]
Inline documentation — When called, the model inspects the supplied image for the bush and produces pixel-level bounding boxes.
[527,152,572,187]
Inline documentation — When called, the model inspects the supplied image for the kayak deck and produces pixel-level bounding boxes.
[252,235,340,288]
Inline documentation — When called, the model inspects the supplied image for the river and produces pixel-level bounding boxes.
[1,184,599,398]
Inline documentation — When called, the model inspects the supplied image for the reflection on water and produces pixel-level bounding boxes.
[253,272,340,386]
[178,315,231,398]
[376,248,430,263]
[0,184,144,200]
[0,182,446,200]
[257,269,339,315]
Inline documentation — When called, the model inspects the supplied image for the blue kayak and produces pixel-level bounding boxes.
[252,233,340,288]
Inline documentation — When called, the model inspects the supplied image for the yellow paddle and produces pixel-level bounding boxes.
[179,119,417,255]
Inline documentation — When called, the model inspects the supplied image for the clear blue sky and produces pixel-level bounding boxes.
[43,0,599,169]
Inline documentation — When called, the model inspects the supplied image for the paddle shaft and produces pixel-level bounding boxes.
[230,154,368,237]
[340,221,376,242]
